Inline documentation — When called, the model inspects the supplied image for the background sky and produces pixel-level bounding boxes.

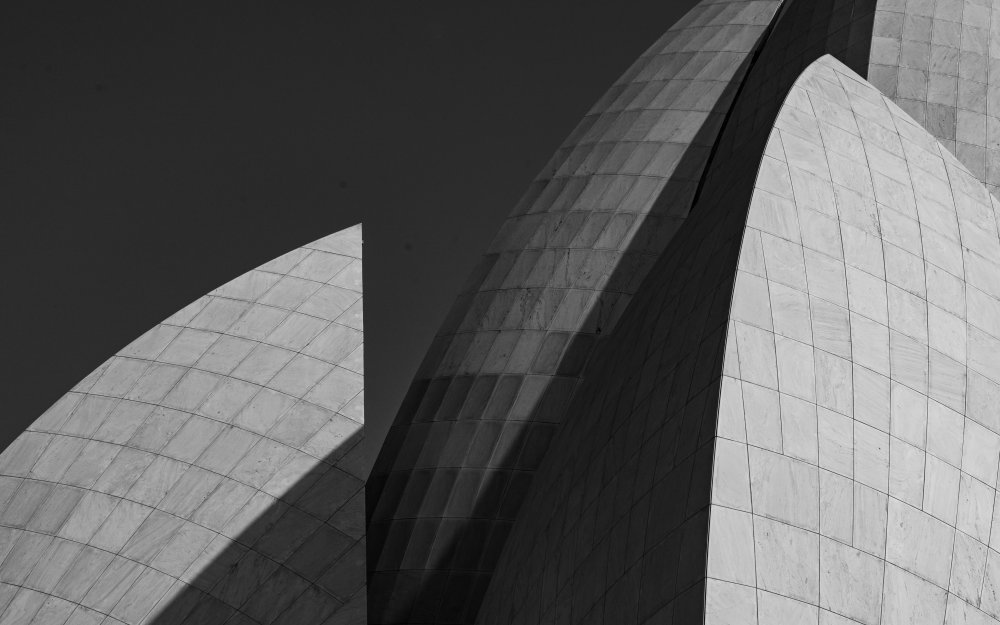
[1,1,700,458]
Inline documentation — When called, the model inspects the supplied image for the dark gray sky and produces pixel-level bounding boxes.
[1,1,699,456]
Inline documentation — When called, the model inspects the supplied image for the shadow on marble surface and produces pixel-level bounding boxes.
[147,427,366,625]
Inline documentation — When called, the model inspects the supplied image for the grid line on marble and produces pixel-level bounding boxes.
[364,2,788,621]
[868,0,1000,196]
[708,56,1000,625]
[0,225,366,625]
[475,1,891,623]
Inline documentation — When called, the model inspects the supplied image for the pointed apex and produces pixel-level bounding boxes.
[307,222,362,258]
